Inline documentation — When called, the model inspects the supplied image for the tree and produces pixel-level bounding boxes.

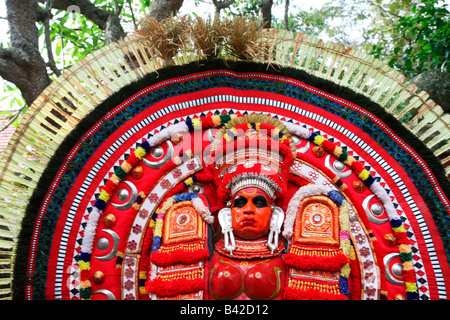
[384,0,449,77]
[0,0,183,114]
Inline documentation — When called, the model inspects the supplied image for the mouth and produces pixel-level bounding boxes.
[240,217,256,225]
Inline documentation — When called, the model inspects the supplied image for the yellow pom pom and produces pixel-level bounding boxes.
[272,127,280,137]
[405,282,418,292]
[172,156,182,165]
[224,133,233,142]
[403,261,414,271]
[139,286,148,294]
[358,169,370,181]
[392,225,406,233]
[154,220,163,237]
[212,115,221,127]
[399,243,411,253]
[79,260,90,271]
[80,280,91,289]
[344,156,355,166]
[135,147,147,159]
[122,161,132,173]
[340,263,351,278]
[334,146,343,157]
[313,135,326,146]
[98,189,111,202]
[110,174,120,185]
[192,118,202,130]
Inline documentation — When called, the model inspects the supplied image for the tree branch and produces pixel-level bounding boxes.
[43,0,61,77]
[259,0,273,28]
[148,0,185,20]
[1,0,52,106]
[39,0,126,43]
[284,0,290,31]
[212,0,236,15]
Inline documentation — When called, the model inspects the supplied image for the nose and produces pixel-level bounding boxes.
[243,201,255,214]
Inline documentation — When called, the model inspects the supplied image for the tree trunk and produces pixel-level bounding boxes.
[149,0,185,20]
[259,0,273,28]
[411,70,450,113]
[0,0,51,106]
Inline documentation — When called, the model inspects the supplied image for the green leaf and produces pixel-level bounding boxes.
[405,58,413,70]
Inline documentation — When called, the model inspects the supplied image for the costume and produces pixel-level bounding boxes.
[2,20,450,301]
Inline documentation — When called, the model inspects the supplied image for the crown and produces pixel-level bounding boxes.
[208,114,295,204]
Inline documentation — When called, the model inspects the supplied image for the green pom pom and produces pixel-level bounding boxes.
[337,150,348,163]
[115,166,127,179]
[80,287,91,299]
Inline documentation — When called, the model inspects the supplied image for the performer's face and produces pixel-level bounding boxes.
[231,188,273,240]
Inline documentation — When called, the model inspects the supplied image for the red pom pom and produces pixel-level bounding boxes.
[322,140,336,152]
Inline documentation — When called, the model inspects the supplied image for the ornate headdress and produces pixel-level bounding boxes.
[207,114,296,205]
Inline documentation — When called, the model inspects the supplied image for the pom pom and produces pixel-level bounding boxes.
[390,219,403,228]
[79,252,91,262]
[328,190,344,206]
[114,166,127,179]
[174,192,197,202]
[94,199,106,210]
[151,236,161,252]
[140,140,151,153]
[185,117,194,132]
[308,132,318,143]
[339,276,349,295]
[406,292,419,300]
[364,174,375,186]
[80,287,91,299]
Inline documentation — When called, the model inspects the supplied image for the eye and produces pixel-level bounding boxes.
[233,196,248,208]
[252,195,268,208]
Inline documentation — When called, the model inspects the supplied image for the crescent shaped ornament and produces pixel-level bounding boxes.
[325,154,352,179]
[111,180,138,210]
[383,253,404,286]
[207,128,217,143]
[143,141,174,169]
[92,289,116,300]
[94,229,120,261]
[363,194,389,225]
[292,135,310,153]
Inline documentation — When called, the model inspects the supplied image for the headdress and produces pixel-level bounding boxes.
[208,114,296,205]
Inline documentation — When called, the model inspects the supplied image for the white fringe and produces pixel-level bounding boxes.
[81,206,103,254]
[148,122,189,147]
[283,184,332,239]
[369,182,400,221]
[283,121,311,139]
[192,196,214,224]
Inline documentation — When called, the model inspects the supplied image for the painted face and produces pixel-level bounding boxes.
[230,187,273,240]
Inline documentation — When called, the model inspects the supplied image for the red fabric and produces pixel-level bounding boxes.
[394,232,413,245]
[126,151,140,167]
[145,277,204,297]
[283,252,349,273]
[102,179,117,194]
[151,248,210,267]
[349,254,361,300]
[283,287,348,300]
[403,269,417,283]
[321,139,336,153]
